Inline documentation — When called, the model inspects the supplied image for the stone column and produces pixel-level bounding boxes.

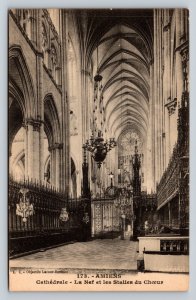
[81,69,91,143]
[168,202,171,227]
[24,119,43,180]
[24,123,28,178]
[61,10,70,195]
[55,146,60,189]
[163,10,171,167]
[36,9,44,181]
[159,10,164,178]
[153,9,161,185]
[165,98,177,152]
[175,9,184,107]
[146,62,154,192]
[80,70,92,196]
[55,143,63,189]
[24,121,34,179]
[58,144,64,191]
[39,124,44,181]
[48,143,62,188]
[48,144,54,186]
[32,121,42,180]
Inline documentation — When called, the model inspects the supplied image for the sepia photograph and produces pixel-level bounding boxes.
[8,8,189,291]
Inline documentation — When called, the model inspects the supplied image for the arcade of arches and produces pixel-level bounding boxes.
[9,9,189,260]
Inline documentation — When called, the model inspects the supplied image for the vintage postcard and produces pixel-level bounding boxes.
[8,8,189,291]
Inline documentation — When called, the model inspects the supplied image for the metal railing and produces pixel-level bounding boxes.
[9,178,90,234]
[160,238,189,253]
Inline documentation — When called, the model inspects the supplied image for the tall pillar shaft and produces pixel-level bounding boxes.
[50,149,56,186]
[49,143,62,188]
[176,9,184,106]
[33,125,41,179]
[24,120,43,180]
[168,202,171,227]
[61,10,70,195]
[55,147,60,188]
[25,123,34,179]
[39,125,44,180]
[147,63,154,192]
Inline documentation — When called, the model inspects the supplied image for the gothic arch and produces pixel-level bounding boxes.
[9,45,36,119]
[44,93,61,147]
[9,45,36,154]
[10,149,25,180]
[44,94,61,188]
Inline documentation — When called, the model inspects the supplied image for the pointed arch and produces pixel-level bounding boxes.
[44,93,61,147]
[9,45,36,153]
[9,45,36,119]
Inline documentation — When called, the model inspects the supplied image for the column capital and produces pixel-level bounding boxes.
[23,118,43,131]
[81,69,91,78]
[165,97,177,116]
[163,21,171,32]
[48,142,63,152]
[149,58,154,65]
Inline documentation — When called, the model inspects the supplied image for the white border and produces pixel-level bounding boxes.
[1,0,196,299]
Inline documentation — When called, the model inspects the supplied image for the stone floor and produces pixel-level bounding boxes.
[10,239,138,271]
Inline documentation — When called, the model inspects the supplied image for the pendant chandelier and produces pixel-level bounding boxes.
[83,42,116,168]
[83,130,116,168]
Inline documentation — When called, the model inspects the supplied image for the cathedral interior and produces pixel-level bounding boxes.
[8,9,189,273]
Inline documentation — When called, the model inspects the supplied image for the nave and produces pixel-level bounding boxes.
[8,8,189,275]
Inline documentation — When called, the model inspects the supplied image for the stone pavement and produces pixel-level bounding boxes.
[10,239,138,271]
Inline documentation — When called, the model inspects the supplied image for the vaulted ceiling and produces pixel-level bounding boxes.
[76,9,153,143]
